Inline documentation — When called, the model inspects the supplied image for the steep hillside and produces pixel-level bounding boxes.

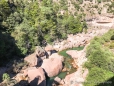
[1,0,114,86]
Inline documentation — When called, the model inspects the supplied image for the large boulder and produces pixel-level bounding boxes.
[41,56,63,77]
[66,50,77,59]
[24,53,38,67]
[66,50,87,67]
[36,46,45,57]
[63,68,85,86]
[23,67,46,86]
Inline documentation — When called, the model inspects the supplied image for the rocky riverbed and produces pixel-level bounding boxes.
[0,15,114,86]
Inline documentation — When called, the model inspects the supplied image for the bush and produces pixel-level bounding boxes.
[111,35,114,40]
[84,30,114,86]
[109,42,114,49]
[2,73,10,81]
[84,67,114,86]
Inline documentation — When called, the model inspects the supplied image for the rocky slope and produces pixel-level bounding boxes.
[1,14,114,86]
[1,0,114,86]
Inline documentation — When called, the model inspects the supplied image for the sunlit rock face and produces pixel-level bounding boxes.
[41,54,63,77]
[23,67,46,86]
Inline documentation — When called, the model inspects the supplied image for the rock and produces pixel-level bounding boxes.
[53,44,61,51]
[63,68,85,86]
[49,53,64,62]
[36,46,45,57]
[60,80,65,85]
[71,60,78,69]
[64,72,75,85]
[62,67,67,72]
[82,69,89,79]
[40,55,47,60]
[24,53,38,67]
[23,67,46,86]
[54,77,61,85]
[66,50,87,67]
[41,57,63,77]
[45,44,53,52]
[66,50,77,59]
[14,73,28,82]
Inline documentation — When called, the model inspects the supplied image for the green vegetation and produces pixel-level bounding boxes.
[97,0,101,3]
[0,0,87,65]
[108,2,114,14]
[84,30,114,86]
[2,73,10,81]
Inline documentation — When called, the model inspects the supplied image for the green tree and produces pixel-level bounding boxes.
[0,0,11,22]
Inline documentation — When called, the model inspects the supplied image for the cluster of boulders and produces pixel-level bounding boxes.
[53,27,110,52]
[51,26,111,86]
[13,45,64,86]
[63,68,88,86]
[0,23,112,86]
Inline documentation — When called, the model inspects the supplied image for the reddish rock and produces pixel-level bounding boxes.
[24,67,46,86]
[41,57,63,77]
[64,72,75,83]
[54,77,61,85]
[82,69,89,79]
[66,50,77,59]
[45,44,53,52]
[24,53,38,67]
[62,67,67,72]
[49,53,64,62]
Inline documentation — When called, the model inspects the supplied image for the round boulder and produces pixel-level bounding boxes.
[41,57,63,77]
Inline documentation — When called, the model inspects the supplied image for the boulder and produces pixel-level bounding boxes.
[23,67,46,86]
[82,69,89,79]
[64,72,75,84]
[66,50,87,67]
[14,73,28,82]
[24,53,38,67]
[36,46,45,57]
[45,44,53,52]
[41,57,63,77]
[64,69,84,86]
[49,53,64,62]
[54,77,61,85]
[66,50,77,59]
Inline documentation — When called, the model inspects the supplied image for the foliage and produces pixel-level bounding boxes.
[0,30,22,66]
[0,0,87,64]
[84,30,114,86]
[111,35,114,40]
[84,67,114,86]
[97,0,101,3]
[109,42,114,49]
[2,73,10,81]
[0,0,11,22]
[108,2,114,14]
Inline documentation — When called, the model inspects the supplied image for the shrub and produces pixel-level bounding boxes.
[109,42,114,49]
[84,67,114,86]
[2,73,10,81]
[111,35,114,40]
[84,30,114,86]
